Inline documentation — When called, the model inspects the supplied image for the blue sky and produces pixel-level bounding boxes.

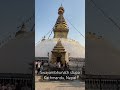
[35,0,85,47]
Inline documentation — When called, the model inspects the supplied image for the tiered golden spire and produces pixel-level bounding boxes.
[53,5,69,38]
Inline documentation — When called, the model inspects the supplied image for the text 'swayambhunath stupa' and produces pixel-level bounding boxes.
[35,6,85,70]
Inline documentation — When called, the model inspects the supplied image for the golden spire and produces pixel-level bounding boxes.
[61,3,62,7]
[53,5,69,38]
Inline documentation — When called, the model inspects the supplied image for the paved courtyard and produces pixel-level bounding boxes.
[35,75,85,90]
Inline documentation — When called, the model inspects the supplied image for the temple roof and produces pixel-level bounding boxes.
[52,39,66,52]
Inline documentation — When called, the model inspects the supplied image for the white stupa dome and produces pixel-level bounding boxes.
[0,31,34,74]
[35,38,85,60]
[85,34,120,75]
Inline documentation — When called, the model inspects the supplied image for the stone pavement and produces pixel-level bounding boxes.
[35,75,85,90]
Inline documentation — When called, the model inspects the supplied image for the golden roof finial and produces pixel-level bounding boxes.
[53,5,69,38]
[58,4,64,15]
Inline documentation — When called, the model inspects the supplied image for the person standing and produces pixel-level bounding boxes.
[40,60,44,72]
[37,61,41,75]
[57,61,61,71]
[64,61,69,70]
[35,61,38,70]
